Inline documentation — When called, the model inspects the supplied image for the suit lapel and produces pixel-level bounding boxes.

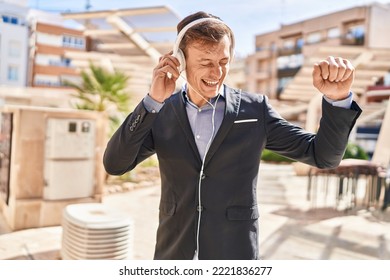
[205,87,241,167]
[170,92,202,164]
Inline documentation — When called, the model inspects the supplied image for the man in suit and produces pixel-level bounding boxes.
[103,11,362,260]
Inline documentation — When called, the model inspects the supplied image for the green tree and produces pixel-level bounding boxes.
[65,62,131,133]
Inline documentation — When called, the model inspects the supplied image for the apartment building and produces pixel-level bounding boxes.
[0,0,29,86]
[246,3,390,100]
[28,21,86,88]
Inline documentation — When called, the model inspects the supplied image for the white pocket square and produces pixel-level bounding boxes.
[234,119,258,124]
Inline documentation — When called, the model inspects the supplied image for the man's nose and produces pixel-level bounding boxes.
[210,64,222,77]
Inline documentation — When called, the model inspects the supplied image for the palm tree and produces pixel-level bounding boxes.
[65,62,131,132]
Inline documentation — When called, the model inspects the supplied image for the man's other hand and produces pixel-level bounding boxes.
[312,56,355,100]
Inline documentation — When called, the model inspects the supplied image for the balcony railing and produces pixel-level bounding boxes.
[341,35,365,46]
[278,46,302,56]
[277,66,301,78]
[48,59,73,68]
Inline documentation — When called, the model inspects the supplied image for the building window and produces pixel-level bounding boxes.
[282,40,294,50]
[278,77,293,87]
[343,24,365,45]
[327,27,340,39]
[1,15,19,25]
[34,74,60,87]
[2,15,10,23]
[60,75,81,86]
[277,54,304,70]
[62,36,71,46]
[62,35,85,49]
[7,65,18,81]
[306,32,321,44]
[8,41,21,58]
[296,38,304,49]
[256,43,266,52]
[277,77,293,97]
[63,57,71,67]
[75,37,85,48]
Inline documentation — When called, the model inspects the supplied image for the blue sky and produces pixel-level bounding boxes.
[27,0,390,56]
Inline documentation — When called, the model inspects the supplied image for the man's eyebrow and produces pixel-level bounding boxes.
[198,57,229,62]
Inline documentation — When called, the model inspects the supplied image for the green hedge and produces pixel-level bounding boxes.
[261,149,295,163]
[261,142,369,163]
[342,143,369,160]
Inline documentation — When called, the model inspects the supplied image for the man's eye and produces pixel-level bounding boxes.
[200,62,228,67]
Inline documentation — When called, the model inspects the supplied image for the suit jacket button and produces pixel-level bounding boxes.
[197,205,203,212]
[201,174,206,180]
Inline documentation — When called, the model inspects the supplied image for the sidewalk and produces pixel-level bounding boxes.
[1,163,389,260]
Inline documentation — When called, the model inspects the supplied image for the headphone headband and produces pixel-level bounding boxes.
[173,17,234,57]
[173,17,234,73]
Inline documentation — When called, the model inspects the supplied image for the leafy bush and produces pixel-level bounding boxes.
[343,143,369,160]
[261,142,369,164]
[261,149,295,163]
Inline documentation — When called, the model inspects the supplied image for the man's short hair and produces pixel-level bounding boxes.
[177,11,235,58]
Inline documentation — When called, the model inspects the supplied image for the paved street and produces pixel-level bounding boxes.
[1,163,389,260]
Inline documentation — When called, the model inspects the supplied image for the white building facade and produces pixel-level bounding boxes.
[0,0,29,86]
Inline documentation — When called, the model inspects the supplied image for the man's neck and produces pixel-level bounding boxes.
[185,84,225,107]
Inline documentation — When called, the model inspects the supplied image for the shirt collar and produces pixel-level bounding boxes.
[181,83,225,105]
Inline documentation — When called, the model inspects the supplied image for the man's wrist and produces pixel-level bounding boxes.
[323,92,353,109]
[143,93,165,113]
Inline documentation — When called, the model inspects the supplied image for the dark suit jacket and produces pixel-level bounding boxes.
[103,85,361,260]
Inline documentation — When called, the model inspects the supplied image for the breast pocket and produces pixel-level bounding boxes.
[233,118,259,130]
[234,119,258,124]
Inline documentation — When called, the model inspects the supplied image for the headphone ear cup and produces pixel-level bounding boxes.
[176,48,186,73]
